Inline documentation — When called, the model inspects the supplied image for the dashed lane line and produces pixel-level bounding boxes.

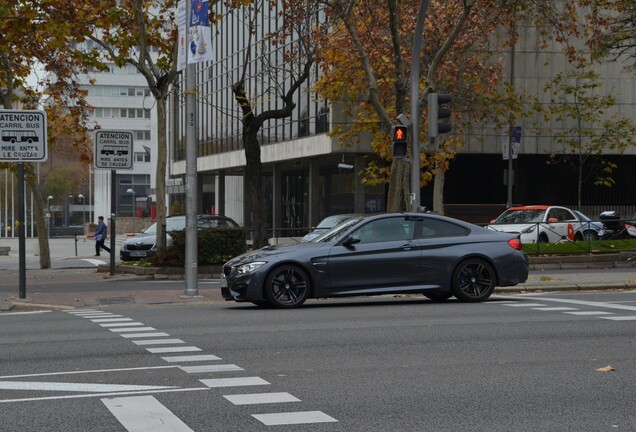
[252,411,338,426]
[224,392,300,405]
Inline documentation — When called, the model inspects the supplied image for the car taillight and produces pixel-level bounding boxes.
[508,238,523,251]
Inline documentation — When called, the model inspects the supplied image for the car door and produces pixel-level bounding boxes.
[544,208,579,242]
[326,216,420,293]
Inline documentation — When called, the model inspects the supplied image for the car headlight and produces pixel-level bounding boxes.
[521,225,536,234]
[236,261,266,275]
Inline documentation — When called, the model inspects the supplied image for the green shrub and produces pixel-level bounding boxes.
[149,227,247,266]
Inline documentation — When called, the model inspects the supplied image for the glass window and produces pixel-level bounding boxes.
[415,219,469,238]
[120,109,127,118]
[128,88,135,96]
[354,217,414,244]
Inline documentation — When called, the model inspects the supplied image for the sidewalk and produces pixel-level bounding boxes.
[1,237,635,311]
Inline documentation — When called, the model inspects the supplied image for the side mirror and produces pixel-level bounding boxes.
[490,219,496,223]
[342,234,361,247]
[547,217,558,223]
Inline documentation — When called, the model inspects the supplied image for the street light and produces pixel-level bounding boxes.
[127,188,136,233]
[78,193,85,230]
[47,195,53,238]
[66,194,73,226]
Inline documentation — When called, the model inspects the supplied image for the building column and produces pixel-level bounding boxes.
[354,155,365,214]
[215,172,225,216]
[309,160,320,227]
[272,165,282,237]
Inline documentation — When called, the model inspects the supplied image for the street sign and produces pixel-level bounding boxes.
[94,130,134,170]
[502,126,521,160]
[0,109,47,162]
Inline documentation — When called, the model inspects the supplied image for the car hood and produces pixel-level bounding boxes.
[224,242,328,266]
[123,232,173,246]
[486,223,534,234]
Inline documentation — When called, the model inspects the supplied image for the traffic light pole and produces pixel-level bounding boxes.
[410,0,430,212]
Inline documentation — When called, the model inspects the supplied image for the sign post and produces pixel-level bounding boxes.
[94,130,134,275]
[0,109,48,299]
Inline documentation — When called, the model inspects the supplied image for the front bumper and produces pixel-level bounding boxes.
[220,269,266,302]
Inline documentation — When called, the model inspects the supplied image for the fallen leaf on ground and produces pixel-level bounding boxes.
[596,365,616,372]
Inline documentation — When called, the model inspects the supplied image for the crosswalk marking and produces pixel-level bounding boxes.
[110,327,156,333]
[131,339,185,345]
[504,303,546,307]
[532,307,578,311]
[601,316,636,321]
[102,396,195,432]
[146,346,202,354]
[161,354,222,362]
[224,392,300,405]
[81,314,124,318]
[91,318,134,323]
[100,322,146,327]
[252,411,338,425]
[179,364,243,373]
[200,377,270,388]
[119,332,171,339]
[564,311,613,316]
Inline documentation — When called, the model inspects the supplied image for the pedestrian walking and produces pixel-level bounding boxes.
[94,216,111,256]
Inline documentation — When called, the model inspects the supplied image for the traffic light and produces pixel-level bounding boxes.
[392,125,408,158]
[428,93,452,138]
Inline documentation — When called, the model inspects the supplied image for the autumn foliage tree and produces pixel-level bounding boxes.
[0,0,103,268]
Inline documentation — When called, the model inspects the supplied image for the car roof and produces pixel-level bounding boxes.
[507,205,550,211]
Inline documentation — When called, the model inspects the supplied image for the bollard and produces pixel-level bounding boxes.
[74,233,78,256]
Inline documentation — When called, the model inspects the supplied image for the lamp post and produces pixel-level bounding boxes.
[78,194,85,231]
[47,195,53,238]
[127,188,136,233]
[65,194,73,226]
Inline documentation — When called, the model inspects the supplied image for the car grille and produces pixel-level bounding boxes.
[127,244,154,251]
[223,266,233,277]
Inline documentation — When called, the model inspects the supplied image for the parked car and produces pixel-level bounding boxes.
[301,214,362,242]
[572,210,603,242]
[486,205,583,243]
[120,215,239,261]
[599,211,636,240]
[221,212,529,308]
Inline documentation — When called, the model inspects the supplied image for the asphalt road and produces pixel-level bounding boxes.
[1,291,635,431]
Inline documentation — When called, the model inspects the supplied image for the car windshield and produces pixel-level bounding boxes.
[315,215,351,229]
[142,217,186,234]
[494,209,545,224]
[312,217,364,243]
[573,211,590,222]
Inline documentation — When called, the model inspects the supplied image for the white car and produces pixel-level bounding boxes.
[487,205,583,244]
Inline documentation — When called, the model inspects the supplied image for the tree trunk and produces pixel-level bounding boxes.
[432,164,445,214]
[243,123,267,249]
[25,166,51,269]
[154,97,168,254]
[386,159,410,212]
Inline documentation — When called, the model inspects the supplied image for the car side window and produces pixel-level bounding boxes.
[415,219,469,238]
[354,218,414,244]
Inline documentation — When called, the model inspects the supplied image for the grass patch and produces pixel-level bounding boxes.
[523,239,636,256]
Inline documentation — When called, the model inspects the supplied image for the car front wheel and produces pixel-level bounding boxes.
[451,259,496,302]
[265,264,310,308]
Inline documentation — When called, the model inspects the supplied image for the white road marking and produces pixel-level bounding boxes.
[102,396,195,432]
[0,311,51,316]
[601,316,636,321]
[120,332,171,339]
[496,295,636,312]
[0,366,177,379]
[252,411,338,425]
[132,339,185,345]
[504,303,546,307]
[81,315,124,318]
[0,381,176,393]
[99,322,145,327]
[110,327,156,333]
[146,346,202,354]
[91,318,134,323]
[0,387,208,404]
[532,307,578,311]
[564,311,613,316]
[66,310,100,314]
[179,364,243,373]
[200,377,270,388]
[224,392,300,405]
[161,354,222,362]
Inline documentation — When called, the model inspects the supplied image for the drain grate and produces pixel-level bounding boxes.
[97,296,134,305]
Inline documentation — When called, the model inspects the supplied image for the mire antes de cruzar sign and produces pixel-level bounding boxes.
[0,109,48,162]
[94,130,134,170]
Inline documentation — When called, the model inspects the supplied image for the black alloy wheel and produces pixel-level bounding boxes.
[265,264,310,308]
[451,258,496,302]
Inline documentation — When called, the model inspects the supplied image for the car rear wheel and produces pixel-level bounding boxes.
[451,259,496,302]
[265,264,310,308]
[424,292,453,302]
